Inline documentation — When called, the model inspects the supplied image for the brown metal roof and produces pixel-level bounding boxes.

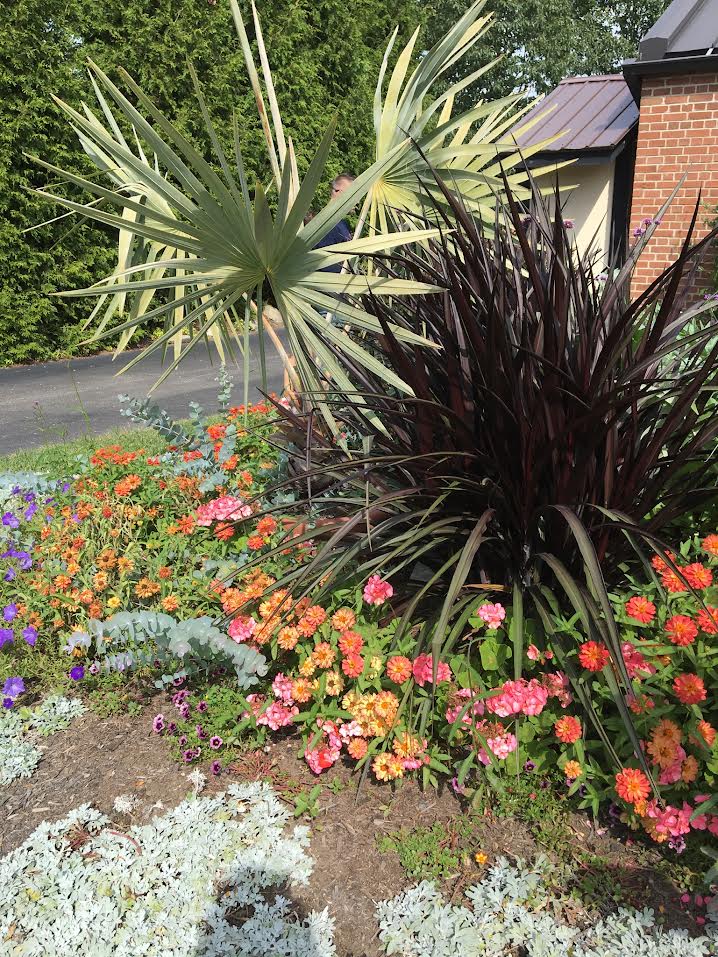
[510,75,639,154]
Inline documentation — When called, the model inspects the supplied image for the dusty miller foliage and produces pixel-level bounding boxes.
[0,781,335,957]
[377,857,717,957]
[0,695,85,786]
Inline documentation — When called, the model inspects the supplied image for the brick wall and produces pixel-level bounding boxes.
[629,72,718,296]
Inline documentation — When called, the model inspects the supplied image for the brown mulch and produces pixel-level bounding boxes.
[0,706,699,955]
[0,705,191,856]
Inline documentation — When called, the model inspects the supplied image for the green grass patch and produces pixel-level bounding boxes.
[0,427,168,478]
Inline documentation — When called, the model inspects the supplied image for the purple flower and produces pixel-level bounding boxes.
[0,628,14,648]
[2,512,19,529]
[172,690,189,707]
[633,227,644,238]
[210,760,222,776]
[209,736,223,750]
[152,713,165,734]
[3,676,25,699]
[89,661,100,675]
[167,721,177,734]
[3,604,18,622]
[195,724,208,740]
[4,568,15,582]
[179,735,188,746]
[22,626,37,647]
[196,700,208,713]
[23,503,38,521]
[642,217,654,227]
[2,697,14,709]
[563,219,575,229]
[524,760,536,772]
[182,749,195,763]
[61,482,71,492]
[22,492,35,503]
[69,665,84,681]
[178,703,191,719]
[450,776,466,795]
[172,676,185,687]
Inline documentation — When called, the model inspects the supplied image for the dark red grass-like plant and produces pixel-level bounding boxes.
[250,179,718,779]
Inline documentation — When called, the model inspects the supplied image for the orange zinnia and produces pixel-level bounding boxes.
[702,534,718,557]
[665,614,698,647]
[673,673,707,705]
[625,596,656,624]
[577,641,610,672]
[331,608,356,632]
[615,768,650,804]
[683,563,713,590]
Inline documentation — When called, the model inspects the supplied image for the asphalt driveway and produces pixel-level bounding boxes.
[0,340,285,454]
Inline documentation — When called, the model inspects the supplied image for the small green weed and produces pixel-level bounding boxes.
[293,784,322,819]
[378,819,478,882]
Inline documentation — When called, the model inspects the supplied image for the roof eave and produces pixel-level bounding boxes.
[623,52,718,102]
[526,136,635,167]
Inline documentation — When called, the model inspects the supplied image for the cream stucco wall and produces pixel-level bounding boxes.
[552,161,616,269]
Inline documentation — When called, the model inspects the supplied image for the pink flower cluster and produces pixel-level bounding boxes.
[445,688,485,727]
[244,691,298,731]
[363,575,394,606]
[621,641,656,680]
[228,615,257,643]
[196,495,252,526]
[478,602,506,629]
[486,678,548,717]
[541,671,573,708]
[305,719,343,774]
[412,653,453,687]
[658,745,687,786]
[482,731,517,762]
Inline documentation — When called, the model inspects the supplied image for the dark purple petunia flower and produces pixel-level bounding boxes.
[196,700,208,713]
[209,736,223,750]
[22,626,37,647]
[152,714,165,734]
[523,760,536,772]
[182,749,195,763]
[2,697,14,709]
[210,760,222,776]
[69,665,85,681]
[24,503,38,520]
[0,628,14,648]
[2,512,19,529]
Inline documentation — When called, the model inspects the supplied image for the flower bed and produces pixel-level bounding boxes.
[2,396,718,871]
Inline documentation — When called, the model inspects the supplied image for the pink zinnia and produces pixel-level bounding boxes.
[412,653,452,687]
[362,575,394,606]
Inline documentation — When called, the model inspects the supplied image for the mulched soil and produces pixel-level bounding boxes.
[0,705,701,956]
[1,706,191,856]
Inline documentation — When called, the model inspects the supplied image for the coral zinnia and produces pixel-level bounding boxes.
[386,655,413,684]
[702,534,718,557]
[312,642,336,670]
[698,607,718,635]
[564,760,583,780]
[331,608,356,632]
[577,641,610,672]
[697,720,716,747]
[338,631,364,656]
[673,673,707,705]
[665,614,698,647]
[625,596,656,624]
[341,654,365,679]
[554,715,582,744]
[347,737,368,760]
[615,768,650,804]
[683,563,713,590]
[372,753,404,781]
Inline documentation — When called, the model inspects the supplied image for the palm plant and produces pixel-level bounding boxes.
[255,179,718,782]
[29,0,560,410]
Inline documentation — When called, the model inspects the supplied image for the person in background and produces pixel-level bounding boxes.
[315,172,356,273]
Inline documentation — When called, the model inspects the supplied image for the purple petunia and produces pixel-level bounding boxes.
[22,626,37,647]
[178,703,191,719]
[152,714,165,734]
[210,760,222,776]
[167,721,177,734]
[195,724,208,740]
[2,512,19,529]
[0,628,14,649]
[2,697,14,709]
[69,665,85,681]
[196,700,208,713]
[209,736,223,750]
[3,676,25,699]
[2,604,17,622]
[23,503,38,521]
[178,735,188,746]
[182,749,195,763]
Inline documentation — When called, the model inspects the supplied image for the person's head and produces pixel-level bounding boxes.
[330,172,356,202]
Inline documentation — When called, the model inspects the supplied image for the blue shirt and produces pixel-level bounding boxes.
[316,220,352,273]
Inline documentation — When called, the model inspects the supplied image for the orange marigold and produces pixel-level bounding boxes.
[158,566,173,580]
[660,568,686,593]
[615,768,650,804]
[665,614,698,647]
[554,715,582,744]
[177,515,196,535]
[577,641,610,672]
[331,608,356,632]
[386,655,413,684]
[673,673,707,705]
[625,596,656,624]
[247,534,265,551]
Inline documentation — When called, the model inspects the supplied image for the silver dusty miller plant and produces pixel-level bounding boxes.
[377,856,718,957]
[0,695,85,786]
[0,781,335,957]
